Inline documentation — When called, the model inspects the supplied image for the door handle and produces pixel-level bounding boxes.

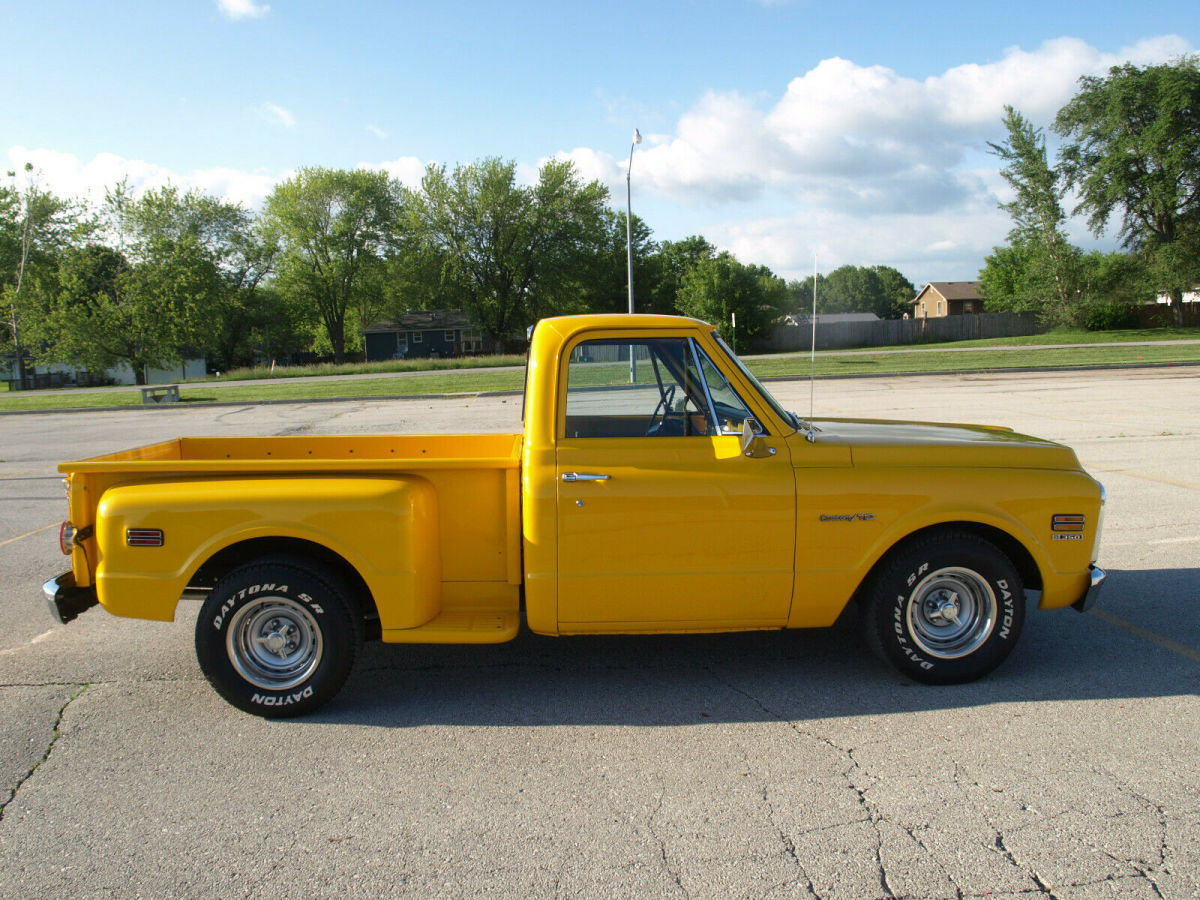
[561,472,611,482]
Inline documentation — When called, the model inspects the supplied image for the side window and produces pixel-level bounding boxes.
[693,344,756,435]
[564,339,715,438]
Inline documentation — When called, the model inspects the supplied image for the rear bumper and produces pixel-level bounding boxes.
[1072,565,1106,613]
[44,572,99,625]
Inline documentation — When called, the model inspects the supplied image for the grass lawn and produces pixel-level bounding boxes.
[211,353,528,381]
[884,325,1200,349]
[3,327,1198,413]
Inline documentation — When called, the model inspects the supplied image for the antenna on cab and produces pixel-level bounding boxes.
[804,254,818,443]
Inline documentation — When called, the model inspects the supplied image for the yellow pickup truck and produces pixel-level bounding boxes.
[45,314,1106,716]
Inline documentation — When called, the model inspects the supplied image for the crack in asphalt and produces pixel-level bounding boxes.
[645,786,690,898]
[844,745,896,900]
[707,669,901,899]
[0,683,89,824]
[758,783,823,899]
[990,831,1055,897]
[704,670,1180,900]
[1088,775,1170,899]
[970,762,1174,899]
[896,820,965,900]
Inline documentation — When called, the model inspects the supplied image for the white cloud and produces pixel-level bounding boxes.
[9,144,439,212]
[5,146,283,209]
[217,0,270,21]
[261,103,296,128]
[360,156,427,189]
[367,124,388,139]
[548,147,618,187]
[714,202,1014,285]
[575,35,1193,279]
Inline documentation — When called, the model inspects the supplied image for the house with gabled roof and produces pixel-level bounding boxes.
[912,282,984,318]
[363,309,484,361]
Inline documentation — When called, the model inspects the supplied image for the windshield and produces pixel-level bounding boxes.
[712,333,798,431]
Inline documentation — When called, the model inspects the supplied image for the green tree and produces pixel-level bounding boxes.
[134,184,271,368]
[821,265,881,315]
[988,105,1080,324]
[1,164,82,384]
[1055,58,1200,321]
[979,240,1043,315]
[675,251,786,346]
[786,272,826,318]
[872,265,918,319]
[1076,250,1151,330]
[646,235,716,316]
[413,157,609,349]
[792,264,915,319]
[263,167,403,362]
[31,184,240,382]
[381,225,462,317]
[582,210,656,315]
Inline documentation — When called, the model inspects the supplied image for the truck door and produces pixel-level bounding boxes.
[555,336,796,630]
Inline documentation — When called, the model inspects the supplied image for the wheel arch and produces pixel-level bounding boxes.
[187,537,380,640]
[856,520,1042,605]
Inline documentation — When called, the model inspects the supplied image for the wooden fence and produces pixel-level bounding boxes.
[755,313,1042,352]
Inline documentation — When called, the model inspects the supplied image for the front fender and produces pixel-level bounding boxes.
[788,467,1101,627]
[93,477,440,629]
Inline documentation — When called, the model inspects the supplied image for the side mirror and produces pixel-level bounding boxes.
[739,418,774,458]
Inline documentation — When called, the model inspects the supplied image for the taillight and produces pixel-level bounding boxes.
[59,522,75,555]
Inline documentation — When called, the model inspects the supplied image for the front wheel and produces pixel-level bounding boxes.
[195,556,363,717]
[863,532,1025,684]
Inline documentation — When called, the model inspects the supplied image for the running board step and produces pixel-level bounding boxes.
[381,610,519,644]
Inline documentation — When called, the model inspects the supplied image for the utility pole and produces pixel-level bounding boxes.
[626,128,642,383]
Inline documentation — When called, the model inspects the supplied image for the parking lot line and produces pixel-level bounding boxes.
[1089,607,1200,665]
[0,522,57,550]
[1087,464,1200,492]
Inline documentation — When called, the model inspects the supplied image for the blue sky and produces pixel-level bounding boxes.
[4,1,1198,287]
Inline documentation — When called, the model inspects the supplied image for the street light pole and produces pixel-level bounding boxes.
[626,128,642,383]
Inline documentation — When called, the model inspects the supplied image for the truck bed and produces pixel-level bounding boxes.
[60,433,525,642]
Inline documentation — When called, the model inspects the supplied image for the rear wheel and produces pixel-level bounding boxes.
[863,531,1025,684]
[195,556,362,717]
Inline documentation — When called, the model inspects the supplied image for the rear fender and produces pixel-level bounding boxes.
[93,477,440,628]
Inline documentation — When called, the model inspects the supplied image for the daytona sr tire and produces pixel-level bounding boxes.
[195,556,363,717]
[863,531,1025,685]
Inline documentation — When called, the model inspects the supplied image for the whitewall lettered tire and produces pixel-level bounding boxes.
[195,556,362,717]
[864,532,1025,684]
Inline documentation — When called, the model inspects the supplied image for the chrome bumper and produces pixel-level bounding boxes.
[44,571,99,625]
[1072,566,1106,613]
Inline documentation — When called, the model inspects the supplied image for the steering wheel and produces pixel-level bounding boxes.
[645,384,677,435]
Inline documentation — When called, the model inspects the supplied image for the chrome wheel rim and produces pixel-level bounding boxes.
[906,567,997,659]
[226,596,323,691]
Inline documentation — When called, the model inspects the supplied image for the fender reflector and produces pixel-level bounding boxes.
[1051,514,1085,533]
[127,529,165,547]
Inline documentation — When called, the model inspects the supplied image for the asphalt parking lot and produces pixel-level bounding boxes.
[1,367,1197,899]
